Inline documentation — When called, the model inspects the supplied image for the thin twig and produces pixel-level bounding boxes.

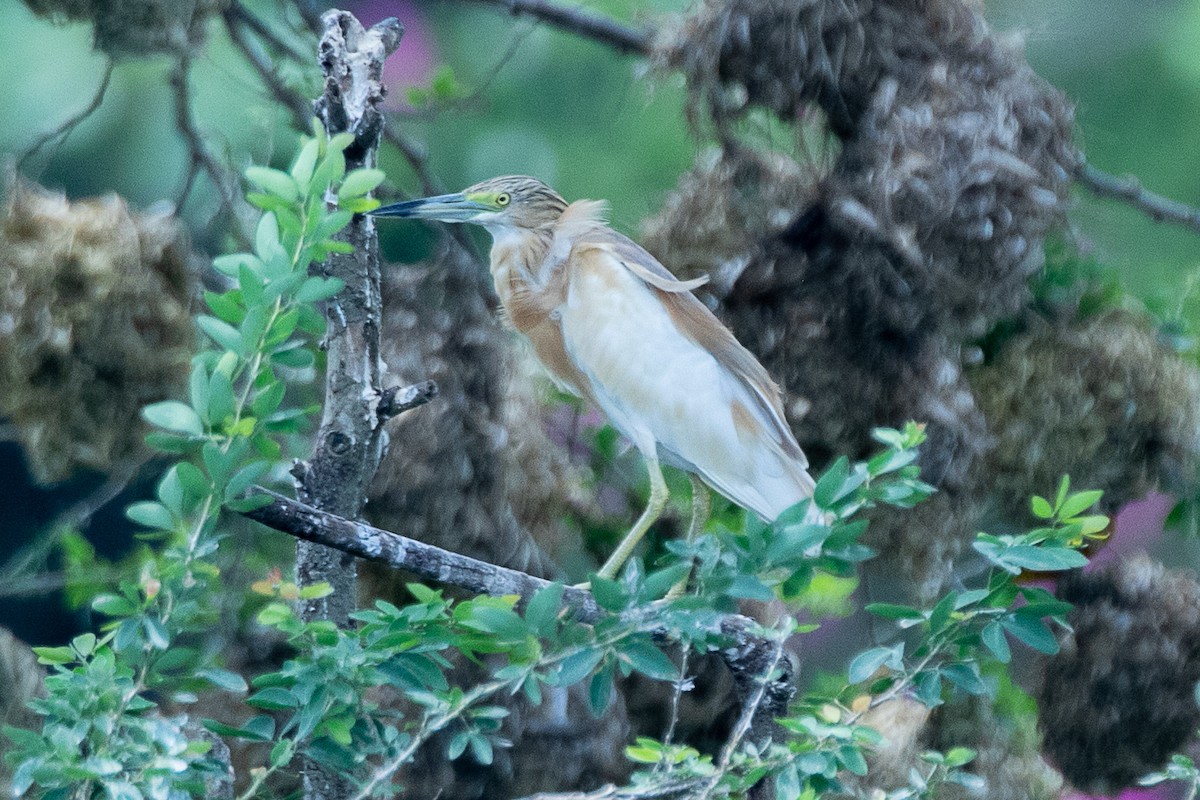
[454,0,652,55]
[377,380,439,421]
[223,7,313,131]
[700,634,788,800]
[0,464,137,583]
[18,61,115,172]
[227,1,311,62]
[1076,161,1200,236]
[658,647,691,762]
[382,127,445,198]
[170,51,250,244]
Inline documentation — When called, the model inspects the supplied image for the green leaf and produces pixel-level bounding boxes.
[1000,545,1088,572]
[981,621,1011,663]
[272,345,315,369]
[941,662,986,695]
[295,276,345,303]
[1054,475,1071,511]
[945,747,977,768]
[126,501,175,531]
[589,575,629,612]
[32,646,75,665]
[463,605,528,641]
[197,315,244,355]
[1059,490,1103,519]
[158,466,185,516]
[255,212,287,265]
[299,582,334,600]
[204,715,275,741]
[813,456,850,509]
[252,381,286,419]
[291,139,320,188]
[524,583,564,636]
[212,253,263,278]
[207,369,236,427]
[338,167,385,199]
[225,461,271,502]
[468,733,494,765]
[556,648,604,686]
[848,645,899,684]
[341,196,381,214]
[197,668,248,693]
[639,562,692,602]
[142,400,204,436]
[245,166,299,201]
[247,687,299,710]
[448,731,469,760]
[1030,495,1054,520]
[1001,613,1059,654]
[589,663,614,716]
[865,603,924,621]
[1074,515,1110,536]
[619,639,678,681]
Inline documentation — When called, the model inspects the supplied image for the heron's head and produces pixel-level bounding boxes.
[370,175,567,231]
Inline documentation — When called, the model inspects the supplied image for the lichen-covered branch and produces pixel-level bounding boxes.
[294,8,402,624]
[241,486,793,731]
[292,11,403,800]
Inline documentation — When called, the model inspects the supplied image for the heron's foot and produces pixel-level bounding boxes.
[665,476,710,598]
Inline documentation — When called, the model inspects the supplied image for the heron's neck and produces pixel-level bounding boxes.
[484,223,557,287]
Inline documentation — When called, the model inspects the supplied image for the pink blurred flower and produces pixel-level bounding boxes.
[349,0,436,104]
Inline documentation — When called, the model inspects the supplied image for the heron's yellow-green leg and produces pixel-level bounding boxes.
[666,474,710,598]
[597,455,669,580]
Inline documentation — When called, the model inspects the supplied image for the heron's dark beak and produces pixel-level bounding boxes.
[369,193,491,223]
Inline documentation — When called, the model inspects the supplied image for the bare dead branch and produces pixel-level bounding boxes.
[241,486,795,747]
[1076,161,1200,236]
[18,60,115,172]
[246,486,603,618]
[454,0,652,55]
[514,780,706,800]
[377,380,439,421]
[293,12,404,799]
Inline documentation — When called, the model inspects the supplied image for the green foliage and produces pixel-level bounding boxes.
[4,130,381,800]
[2,132,1105,799]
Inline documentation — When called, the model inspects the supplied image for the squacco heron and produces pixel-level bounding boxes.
[372,176,821,579]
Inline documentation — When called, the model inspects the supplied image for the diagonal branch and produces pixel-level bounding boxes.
[1076,161,1200,236]
[18,60,115,172]
[170,51,251,244]
[241,486,794,720]
[454,0,652,55]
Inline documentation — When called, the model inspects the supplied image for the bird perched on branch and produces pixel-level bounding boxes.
[372,176,821,579]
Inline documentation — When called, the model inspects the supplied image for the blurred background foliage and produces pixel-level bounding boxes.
[0,0,1198,636]
[5,0,1200,285]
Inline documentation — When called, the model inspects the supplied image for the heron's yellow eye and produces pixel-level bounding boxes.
[496,193,511,207]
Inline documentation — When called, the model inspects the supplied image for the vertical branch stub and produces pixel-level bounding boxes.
[293,11,404,800]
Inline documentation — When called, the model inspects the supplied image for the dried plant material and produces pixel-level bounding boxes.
[973,311,1200,516]
[23,0,221,56]
[0,180,195,484]
[928,689,1063,800]
[641,146,819,300]
[1039,555,1200,793]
